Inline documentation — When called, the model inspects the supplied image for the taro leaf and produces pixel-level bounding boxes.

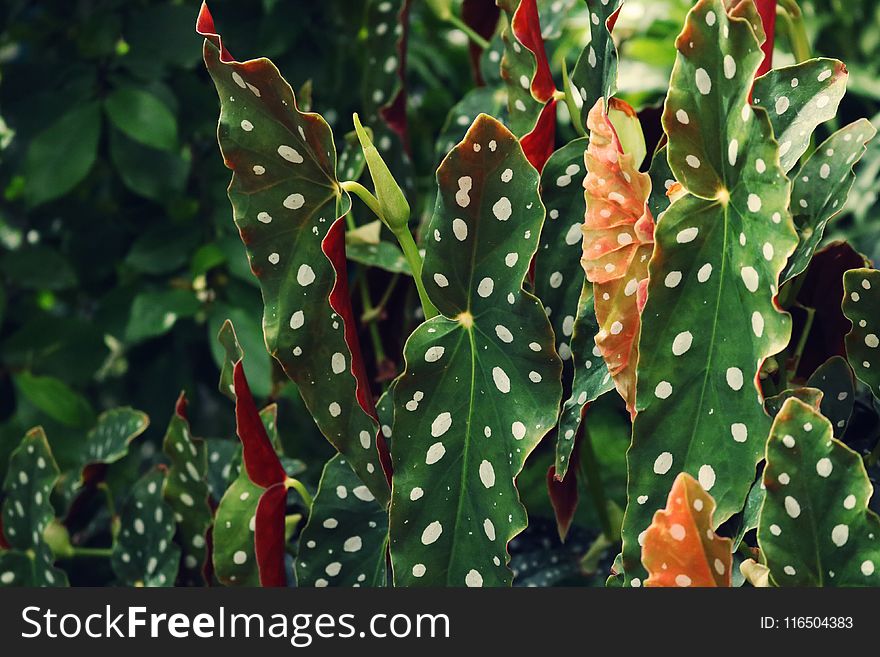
[112,468,180,587]
[296,454,388,587]
[388,115,562,587]
[782,120,876,283]
[497,0,556,170]
[0,428,68,587]
[621,0,798,586]
[806,356,856,437]
[162,394,211,582]
[752,58,848,173]
[570,0,623,131]
[212,464,262,586]
[435,87,508,162]
[642,472,732,587]
[534,137,589,361]
[582,97,655,416]
[842,268,880,400]
[199,6,389,503]
[758,397,880,586]
[346,242,411,275]
[554,284,614,478]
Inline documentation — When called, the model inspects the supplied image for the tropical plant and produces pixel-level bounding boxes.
[1,0,878,588]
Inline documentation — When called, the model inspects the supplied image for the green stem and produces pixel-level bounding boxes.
[578,425,614,541]
[777,0,811,63]
[788,304,815,383]
[562,60,587,138]
[394,227,439,319]
[70,546,113,559]
[364,274,400,323]
[446,13,491,50]
[341,181,384,220]
[286,477,314,511]
[342,180,438,320]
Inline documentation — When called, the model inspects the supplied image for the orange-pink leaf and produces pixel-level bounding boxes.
[642,472,732,588]
[581,98,654,416]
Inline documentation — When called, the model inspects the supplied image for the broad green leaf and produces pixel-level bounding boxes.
[642,472,732,587]
[104,86,178,151]
[212,465,261,586]
[806,356,855,437]
[109,128,191,201]
[582,97,654,415]
[125,289,200,343]
[842,268,880,400]
[13,373,95,429]
[389,115,562,586]
[112,468,180,587]
[162,395,211,582]
[534,137,589,361]
[621,0,798,586]
[752,58,848,173]
[0,246,77,291]
[758,397,880,586]
[346,241,411,275]
[554,283,614,478]
[199,8,389,502]
[782,120,876,283]
[0,428,68,587]
[296,454,388,587]
[498,0,555,136]
[570,0,623,130]
[23,102,101,206]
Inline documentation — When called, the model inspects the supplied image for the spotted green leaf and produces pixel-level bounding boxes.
[389,115,562,586]
[555,284,614,479]
[56,408,150,509]
[205,438,242,502]
[620,0,798,586]
[112,468,180,587]
[199,8,389,503]
[534,137,589,362]
[162,396,211,582]
[0,428,68,587]
[362,0,409,142]
[296,454,388,587]
[435,87,508,162]
[212,464,262,586]
[752,58,848,173]
[842,268,880,400]
[570,0,622,130]
[806,356,855,437]
[758,397,880,585]
[498,0,555,136]
[782,120,876,283]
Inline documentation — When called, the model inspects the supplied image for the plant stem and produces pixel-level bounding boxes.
[394,228,439,319]
[71,546,113,559]
[578,425,614,541]
[446,13,491,50]
[788,304,815,382]
[363,274,400,323]
[285,477,314,511]
[561,60,587,138]
[778,0,811,63]
[342,180,439,319]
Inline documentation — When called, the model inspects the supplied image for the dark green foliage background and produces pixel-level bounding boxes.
[0,0,878,585]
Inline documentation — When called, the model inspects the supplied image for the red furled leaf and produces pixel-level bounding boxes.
[255,482,288,587]
[642,472,733,587]
[547,435,579,542]
[511,0,555,103]
[754,0,776,77]
[323,221,393,484]
[233,361,286,488]
[582,98,655,416]
[521,98,557,172]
